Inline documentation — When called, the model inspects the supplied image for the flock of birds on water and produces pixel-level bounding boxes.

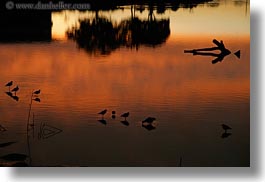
[3,81,233,135]
[97,109,157,130]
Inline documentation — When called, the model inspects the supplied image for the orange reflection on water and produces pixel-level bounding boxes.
[0,35,249,118]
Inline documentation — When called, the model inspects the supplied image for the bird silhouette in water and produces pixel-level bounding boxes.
[142,117,156,124]
[111,111,116,119]
[0,125,7,132]
[5,81,13,91]
[33,89,41,95]
[184,39,240,64]
[11,85,19,95]
[98,109,107,119]
[121,120,129,126]
[142,124,156,131]
[222,124,232,133]
[221,132,232,138]
[121,112,129,121]
[98,119,107,125]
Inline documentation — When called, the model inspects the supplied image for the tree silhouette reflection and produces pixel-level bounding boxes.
[67,6,170,56]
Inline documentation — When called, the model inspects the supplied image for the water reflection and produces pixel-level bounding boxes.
[0,125,7,132]
[38,123,63,139]
[121,120,130,126]
[184,39,241,64]
[0,142,17,148]
[0,0,249,167]
[67,14,170,55]
[98,119,107,125]
[142,124,156,131]
[221,132,232,139]
[0,10,52,42]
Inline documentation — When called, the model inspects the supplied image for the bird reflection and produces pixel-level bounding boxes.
[98,119,107,125]
[0,125,7,132]
[221,132,232,139]
[5,91,13,97]
[5,92,19,102]
[33,98,41,102]
[142,124,156,131]
[221,124,232,139]
[184,39,240,64]
[121,120,129,126]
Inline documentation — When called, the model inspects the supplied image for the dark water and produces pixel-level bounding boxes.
[0,0,249,166]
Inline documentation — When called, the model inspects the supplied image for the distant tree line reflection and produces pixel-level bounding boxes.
[67,16,170,55]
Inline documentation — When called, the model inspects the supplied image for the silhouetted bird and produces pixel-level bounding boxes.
[11,85,19,95]
[98,109,107,118]
[5,81,13,91]
[121,112,129,120]
[112,111,116,114]
[142,117,156,124]
[222,124,232,132]
[112,115,116,119]
[33,89,41,95]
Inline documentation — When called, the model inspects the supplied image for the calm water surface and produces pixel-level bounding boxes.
[0,0,249,166]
